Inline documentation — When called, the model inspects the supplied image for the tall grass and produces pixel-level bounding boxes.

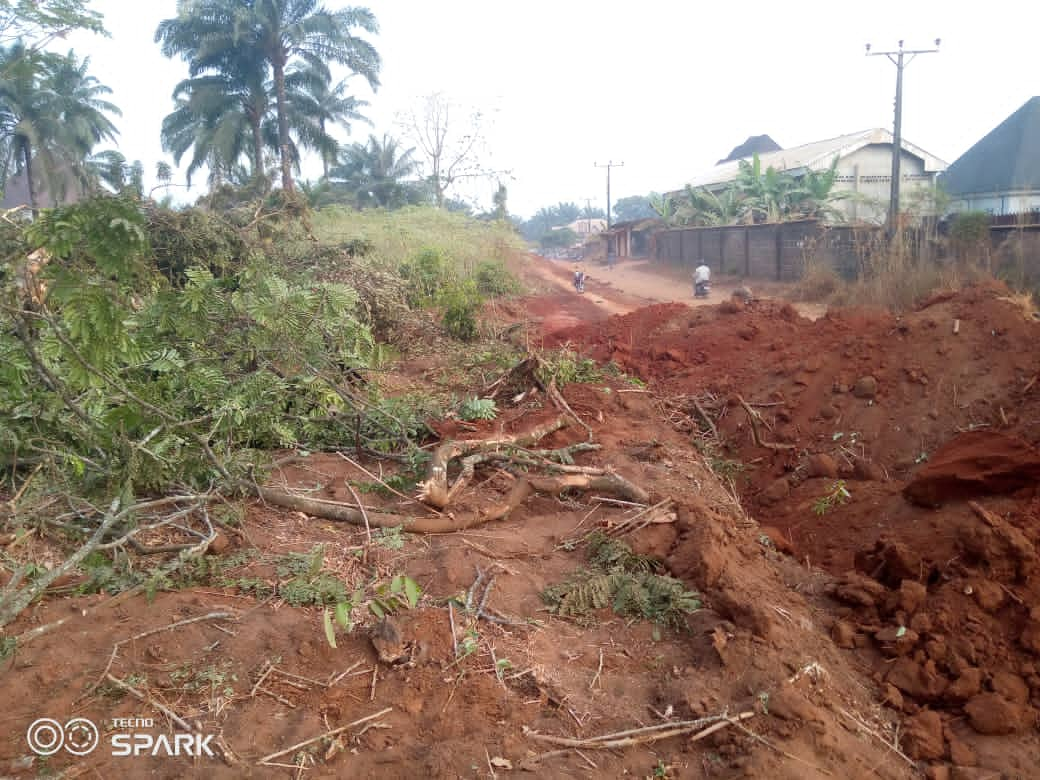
[795,233,1003,312]
[311,205,523,275]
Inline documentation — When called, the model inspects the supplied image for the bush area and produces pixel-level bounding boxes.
[0,193,526,630]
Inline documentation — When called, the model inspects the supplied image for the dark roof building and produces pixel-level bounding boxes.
[717,135,782,165]
[942,97,1040,215]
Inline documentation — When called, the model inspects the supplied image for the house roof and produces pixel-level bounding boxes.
[941,97,1040,196]
[606,217,663,233]
[684,128,947,190]
[717,135,781,164]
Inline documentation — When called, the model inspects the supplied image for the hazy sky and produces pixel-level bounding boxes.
[63,0,1039,218]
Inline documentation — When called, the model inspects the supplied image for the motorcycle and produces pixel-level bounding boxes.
[694,280,711,298]
[573,274,586,293]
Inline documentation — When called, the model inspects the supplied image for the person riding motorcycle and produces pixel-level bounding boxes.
[573,269,586,293]
[693,262,711,297]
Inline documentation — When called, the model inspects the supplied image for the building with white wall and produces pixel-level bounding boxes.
[681,128,947,224]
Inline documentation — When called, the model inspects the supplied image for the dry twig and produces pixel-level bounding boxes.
[523,711,755,750]
[257,708,393,765]
[91,611,234,694]
[737,395,794,451]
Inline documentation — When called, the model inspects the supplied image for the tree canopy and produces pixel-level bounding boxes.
[156,0,380,193]
[0,44,120,211]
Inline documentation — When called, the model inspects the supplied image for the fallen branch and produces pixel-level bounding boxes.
[523,710,755,750]
[691,398,718,439]
[334,451,439,514]
[737,395,794,451]
[605,498,675,538]
[838,708,916,768]
[418,416,568,509]
[258,707,393,765]
[0,495,214,630]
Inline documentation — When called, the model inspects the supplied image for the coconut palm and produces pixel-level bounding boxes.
[329,133,418,208]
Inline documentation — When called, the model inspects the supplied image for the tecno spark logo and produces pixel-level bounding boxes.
[27,718,215,758]
[26,719,100,756]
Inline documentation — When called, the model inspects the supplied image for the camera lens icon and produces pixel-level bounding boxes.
[26,719,64,756]
[26,718,99,756]
[64,719,100,755]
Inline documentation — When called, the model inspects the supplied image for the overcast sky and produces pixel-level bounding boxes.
[63,0,1039,218]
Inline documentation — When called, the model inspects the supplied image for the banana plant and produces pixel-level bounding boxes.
[648,191,676,223]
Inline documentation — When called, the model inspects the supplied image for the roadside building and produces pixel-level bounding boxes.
[942,96,1040,221]
[680,128,947,224]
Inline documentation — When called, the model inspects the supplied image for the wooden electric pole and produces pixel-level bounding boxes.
[866,39,940,235]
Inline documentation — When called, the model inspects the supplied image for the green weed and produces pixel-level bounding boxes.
[812,480,851,515]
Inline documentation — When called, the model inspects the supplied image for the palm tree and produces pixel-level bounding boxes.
[157,4,270,182]
[245,1,379,193]
[86,150,144,195]
[161,69,269,185]
[329,133,417,208]
[0,44,119,212]
[285,66,369,178]
[491,182,508,220]
[156,1,380,193]
[47,50,120,164]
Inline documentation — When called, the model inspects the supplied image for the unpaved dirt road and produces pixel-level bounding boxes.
[526,255,827,319]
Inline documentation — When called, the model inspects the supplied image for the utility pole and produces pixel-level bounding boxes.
[583,197,596,234]
[594,160,624,229]
[866,39,940,235]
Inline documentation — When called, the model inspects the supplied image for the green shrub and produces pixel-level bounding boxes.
[145,205,250,286]
[537,349,603,386]
[440,280,483,341]
[458,397,498,421]
[399,247,453,305]
[474,259,520,297]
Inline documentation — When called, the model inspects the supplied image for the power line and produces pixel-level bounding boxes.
[594,160,624,229]
[866,38,940,235]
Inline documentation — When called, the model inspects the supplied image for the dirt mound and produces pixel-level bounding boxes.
[1,374,931,779]
[546,282,1040,773]
[903,431,1040,507]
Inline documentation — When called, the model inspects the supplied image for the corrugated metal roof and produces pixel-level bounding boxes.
[684,128,947,190]
[941,97,1040,196]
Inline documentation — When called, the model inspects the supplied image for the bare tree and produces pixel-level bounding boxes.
[402,92,501,208]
